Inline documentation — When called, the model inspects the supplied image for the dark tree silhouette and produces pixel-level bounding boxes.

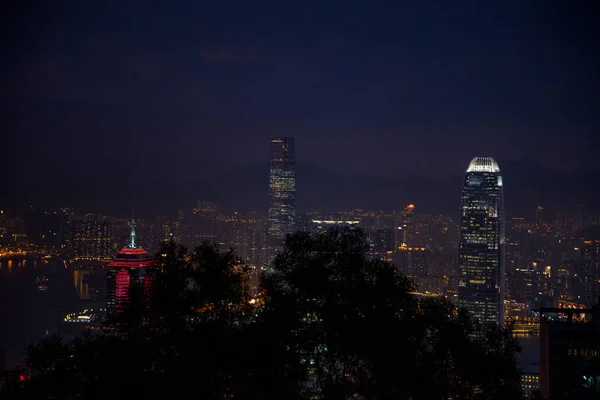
[2,231,525,400]
[260,229,524,399]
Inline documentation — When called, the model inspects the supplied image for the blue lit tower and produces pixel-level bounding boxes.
[458,157,505,326]
[268,137,296,247]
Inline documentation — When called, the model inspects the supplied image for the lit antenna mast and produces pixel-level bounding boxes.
[128,214,137,248]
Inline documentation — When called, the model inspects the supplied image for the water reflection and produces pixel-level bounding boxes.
[0,259,110,368]
[73,268,106,301]
[73,269,91,300]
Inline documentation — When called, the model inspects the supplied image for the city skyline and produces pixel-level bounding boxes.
[2,3,600,397]
[2,144,600,397]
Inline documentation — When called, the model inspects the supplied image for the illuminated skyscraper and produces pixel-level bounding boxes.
[268,137,296,247]
[458,157,505,326]
[106,220,154,314]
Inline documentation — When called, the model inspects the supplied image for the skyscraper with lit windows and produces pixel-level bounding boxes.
[458,157,505,326]
[268,137,296,247]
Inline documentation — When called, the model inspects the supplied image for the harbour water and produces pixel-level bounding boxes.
[0,258,105,368]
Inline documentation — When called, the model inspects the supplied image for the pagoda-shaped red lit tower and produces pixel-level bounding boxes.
[106,219,154,314]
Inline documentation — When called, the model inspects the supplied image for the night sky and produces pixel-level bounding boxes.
[2,1,599,212]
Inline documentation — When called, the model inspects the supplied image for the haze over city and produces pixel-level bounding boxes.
[2,1,599,216]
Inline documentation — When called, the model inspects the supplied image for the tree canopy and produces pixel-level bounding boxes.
[2,229,524,399]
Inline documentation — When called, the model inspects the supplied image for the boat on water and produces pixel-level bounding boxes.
[36,276,49,291]
[62,308,106,337]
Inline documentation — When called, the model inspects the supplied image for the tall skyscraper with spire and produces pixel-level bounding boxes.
[458,157,505,326]
[106,219,154,314]
[268,136,296,247]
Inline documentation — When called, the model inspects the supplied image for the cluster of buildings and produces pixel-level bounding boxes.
[455,157,600,398]
[2,138,600,398]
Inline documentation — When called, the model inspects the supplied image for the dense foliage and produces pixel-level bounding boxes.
[1,229,524,399]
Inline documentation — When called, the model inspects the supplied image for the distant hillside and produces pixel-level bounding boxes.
[218,160,600,217]
[3,159,598,218]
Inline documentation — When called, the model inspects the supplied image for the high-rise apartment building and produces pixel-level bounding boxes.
[66,214,113,264]
[397,204,415,247]
[539,305,600,399]
[368,229,395,262]
[396,246,428,288]
[458,157,505,326]
[268,137,296,247]
[581,228,600,307]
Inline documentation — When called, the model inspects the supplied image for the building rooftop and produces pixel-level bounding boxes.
[107,218,154,268]
[108,247,154,268]
[466,157,501,173]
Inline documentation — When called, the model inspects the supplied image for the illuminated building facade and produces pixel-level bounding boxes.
[268,136,296,247]
[582,233,600,307]
[521,373,540,397]
[458,157,505,326]
[540,305,600,399]
[309,219,360,234]
[396,246,428,286]
[66,214,112,263]
[397,204,415,247]
[106,221,154,314]
[368,229,395,262]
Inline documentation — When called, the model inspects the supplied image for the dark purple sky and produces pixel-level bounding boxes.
[2,1,599,190]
